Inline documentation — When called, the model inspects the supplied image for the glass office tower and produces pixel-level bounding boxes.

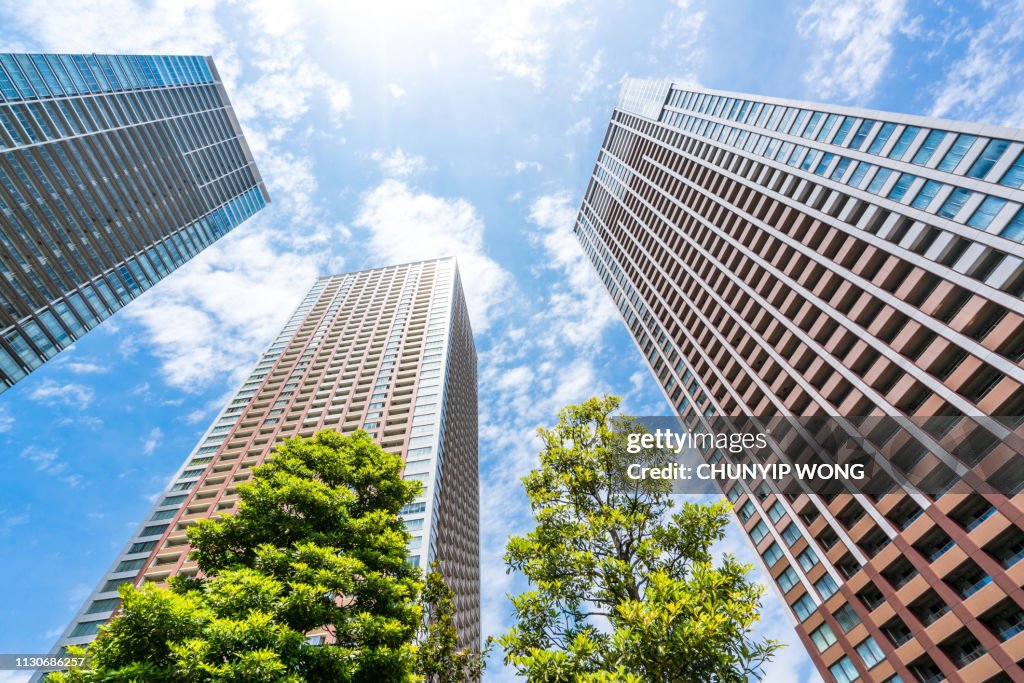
[576,79,1024,682]
[0,53,268,393]
[47,257,480,663]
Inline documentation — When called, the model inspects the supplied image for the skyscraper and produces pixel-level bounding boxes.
[0,53,267,393]
[48,257,480,661]
[575,79,1024,683]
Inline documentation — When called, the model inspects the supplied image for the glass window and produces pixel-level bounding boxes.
[856,636,886,669]
[782,523,802,546]
[768,501,785,522]
[937,188,973,219]
[831,116,855,145]
[912,129,946,165]
[831,157,852,180]
[816,575,839,599]
[798,548,820,571]
[739,500,756,522]
[848,119,874,149]
[1001,207,1024,241]
[967,139,1010,179]
[867,122,896,154]
[848,162,870,188]
[778,566,799,592]
[887,173,916,201]
[910,179,943,209]
[867,167,893,194]
[751,520,769,543]
[967,196,1008,229]
[834,603,862,632]
[938,134,977,171]
[763,542,784,567]
[793,592,816,620]
[830,656,860,683]
[888,125,920,160]
[810,623,837,652]
[1000,151,1024,188]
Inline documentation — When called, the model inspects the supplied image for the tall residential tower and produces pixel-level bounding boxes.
[46,257,480,663]
[0,53,267,393]
[576,80,1024,683]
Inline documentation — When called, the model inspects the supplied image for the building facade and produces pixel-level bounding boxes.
[46,257,480,664]
[0,53,267,393]
[576,80,1024,682]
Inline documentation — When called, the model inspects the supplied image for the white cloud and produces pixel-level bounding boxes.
[564,116,592,136]
[514,160,544,173]
[796,0,907,102]
[0,405,13,433]
[63,361,108,374]
[0,511,28,536]
[650,0,708,78]
[354,180,513,331]
[142,427,163,456]
[28,379,94,409]
[929,0,1024,128]
[122,229,320,390]
[475,0,576,86]
[371,148,430,177]
[527,192,620,349]
[574,50,603,100]
[20,446,63,475]
[388,82,407,100]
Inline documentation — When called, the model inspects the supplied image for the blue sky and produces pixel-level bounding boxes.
[0,0,1021,681]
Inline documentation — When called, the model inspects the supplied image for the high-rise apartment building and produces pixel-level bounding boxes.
[47,257,480,662]
[0,53,267,393]
[576,79,1024,682]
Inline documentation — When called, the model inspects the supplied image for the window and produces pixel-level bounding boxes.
[793,593,817,621]
[848,119,873,149]
[887,173,916,201]
[938,134,977,171]
[856,636,886,669]
[967,139,1010,179]
[911,179,942,209]
[912,129,946,165]
[810,623,837,652]
[69,620,104,638]
[739,500,756,522]
[888,126,920,160]
[967,196,1007,229]
[867,167,893,194]
[834,603,862,632]
[816,575,839,599]
[829,655,860,683]
[1002,207,1024,241]
[937,188,973,219]
[115,558,146,573]
[782,523,801,546]
[128,540,157,554]
[778,566,799,592]
[868,121,896,154]
[1000,151,1024,187]
[798,548,820,571]
[750,520,769,543]
[85,598,120,614]
[768,501,785,523]
[763,542,784,567]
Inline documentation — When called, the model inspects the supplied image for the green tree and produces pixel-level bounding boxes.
[499,396,780,683]
[54,429,424,683]
[415,563,488,683]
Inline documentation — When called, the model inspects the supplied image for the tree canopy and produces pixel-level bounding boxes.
[54,429,424,683]
[499,395,780,682]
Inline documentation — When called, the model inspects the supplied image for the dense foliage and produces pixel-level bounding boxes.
[54,430,424,683]
[499,396,780,682]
